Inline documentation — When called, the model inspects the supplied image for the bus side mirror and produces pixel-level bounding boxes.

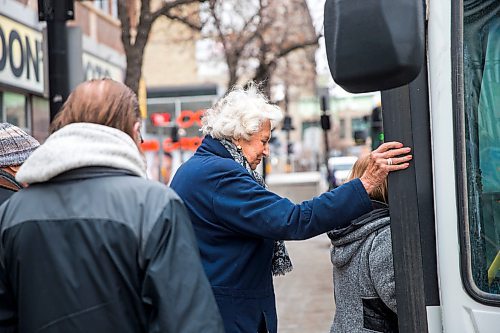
[324,0,425,93]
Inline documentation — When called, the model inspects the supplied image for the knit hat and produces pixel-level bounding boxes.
[0,123,40,168]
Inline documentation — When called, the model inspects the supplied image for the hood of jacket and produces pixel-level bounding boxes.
[328,201,390,268]
[16,122,146,184]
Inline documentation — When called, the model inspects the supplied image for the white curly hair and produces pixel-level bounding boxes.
[201,83,283,140]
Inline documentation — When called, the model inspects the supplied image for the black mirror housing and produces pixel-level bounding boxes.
[324,0,425,93]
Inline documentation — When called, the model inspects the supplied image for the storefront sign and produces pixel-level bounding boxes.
[0,15,44,93]
[82,52,123,82]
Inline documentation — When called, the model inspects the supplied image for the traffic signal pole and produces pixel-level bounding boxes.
[282,87,294,173]
[371,105,384,150]
[38,0,74,122]
[320,93,332,188]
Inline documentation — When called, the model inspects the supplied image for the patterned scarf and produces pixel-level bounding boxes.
[219,138,293,276]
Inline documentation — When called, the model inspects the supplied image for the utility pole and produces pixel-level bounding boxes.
[282,83,294,173]
[280,62,295,174]
[320,91,332,188]
[38,0,74,122]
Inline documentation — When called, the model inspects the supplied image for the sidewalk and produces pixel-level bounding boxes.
[274,235,335,333]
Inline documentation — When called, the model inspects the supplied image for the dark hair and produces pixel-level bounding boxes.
[50,79,140,139]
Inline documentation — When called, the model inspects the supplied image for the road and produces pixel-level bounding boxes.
[274,234,335,333]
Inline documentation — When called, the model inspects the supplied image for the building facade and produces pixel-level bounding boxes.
[0,0,125,142]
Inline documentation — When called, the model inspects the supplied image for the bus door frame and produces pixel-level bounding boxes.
[381,53,441,333]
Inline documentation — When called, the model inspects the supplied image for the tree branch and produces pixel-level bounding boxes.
[152,0,207,21]
[238,0,271,48]
[162,12,203,30]
[276,35,320,59]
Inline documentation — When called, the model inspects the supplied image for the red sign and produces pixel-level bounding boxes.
[176,109,204,128]
[140,139,160,152]
[151,113,171,127]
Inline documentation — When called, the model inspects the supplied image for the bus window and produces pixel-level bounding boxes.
[462,0,500,297]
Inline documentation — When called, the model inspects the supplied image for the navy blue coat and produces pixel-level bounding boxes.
[170,136,372,333]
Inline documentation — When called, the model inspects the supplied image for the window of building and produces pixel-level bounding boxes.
[93,0,117,18]
[110,0,118,18]
[94,0,109,12]
[146,96,216,136]
[31,96,50,143]
[339,119,346,139]
[351,117,368,137]
[3,92,27,129]
[146,101,176,134]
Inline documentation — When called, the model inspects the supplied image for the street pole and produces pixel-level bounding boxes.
[262,156,267,180]
[284,84,292,173]
[320,93,332,189]
[282,113,294,173]
[158,127,165,183]
[38,0,74,122]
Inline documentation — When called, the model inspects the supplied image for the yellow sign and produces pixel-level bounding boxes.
[138,78,147,119]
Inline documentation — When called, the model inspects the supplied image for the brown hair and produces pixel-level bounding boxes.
[50,79,140,139]
[347,154,388,203]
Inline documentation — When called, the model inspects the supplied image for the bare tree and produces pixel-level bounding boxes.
[117,0,205,94]
[204,0,319,97]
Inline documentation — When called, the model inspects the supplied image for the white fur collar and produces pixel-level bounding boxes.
[16,123,146,184]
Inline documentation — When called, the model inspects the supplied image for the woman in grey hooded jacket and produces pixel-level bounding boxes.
[328,154,398,333]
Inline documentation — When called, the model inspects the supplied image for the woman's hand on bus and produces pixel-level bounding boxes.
[359,141,412,195]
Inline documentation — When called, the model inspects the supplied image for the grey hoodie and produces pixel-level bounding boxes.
[328,202,398,333]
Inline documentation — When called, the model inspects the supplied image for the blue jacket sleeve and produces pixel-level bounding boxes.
[212,169,372,240]
[140,198,224,333]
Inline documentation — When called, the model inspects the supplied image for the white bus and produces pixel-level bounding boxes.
[324,1,499,332]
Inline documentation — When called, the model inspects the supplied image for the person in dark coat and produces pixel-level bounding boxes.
[170,83,412,333]
[0,123,39,204]
[328,154,398,333]
[0,79,224,333]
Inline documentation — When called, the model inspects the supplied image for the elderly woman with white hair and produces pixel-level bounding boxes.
[170,83,412,333]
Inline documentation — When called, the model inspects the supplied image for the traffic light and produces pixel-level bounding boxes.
[320,114,331,131]
[371,106,384,150]
[282,115,295,131]
[319,93,331,130]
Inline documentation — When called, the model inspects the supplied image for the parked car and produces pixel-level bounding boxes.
[328,156,358,187]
